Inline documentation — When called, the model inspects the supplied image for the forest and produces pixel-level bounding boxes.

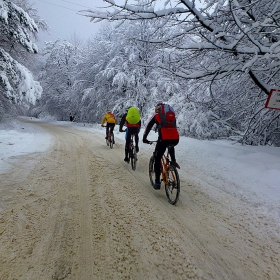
[1,0,280,146]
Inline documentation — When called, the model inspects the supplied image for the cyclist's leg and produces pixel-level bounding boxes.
[169,147,175,161]
[154,141,166,184]
[168,139,179,166]
[134,128,140,152]
[110,124,115,143]
[105,125,109,139]
[124,128,131,161]
[109,124,114,134]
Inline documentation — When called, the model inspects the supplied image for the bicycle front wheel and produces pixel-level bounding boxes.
[130,146,137,170]
[110,134,114,149]
[148,156,155,186]
[165,165,180,205]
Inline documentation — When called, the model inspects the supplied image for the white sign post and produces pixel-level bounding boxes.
[265,89,280,110]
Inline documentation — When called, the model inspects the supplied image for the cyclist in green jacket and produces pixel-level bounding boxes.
[119,107,141,162]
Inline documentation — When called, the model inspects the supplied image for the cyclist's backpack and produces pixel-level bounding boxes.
[126,107,141,125]
[156,104,179,141]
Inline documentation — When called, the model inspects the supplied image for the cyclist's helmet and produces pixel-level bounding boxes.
[155,103,163,113]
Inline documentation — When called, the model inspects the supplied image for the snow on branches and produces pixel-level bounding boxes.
[0,0,41,108]
[82,0,280,95]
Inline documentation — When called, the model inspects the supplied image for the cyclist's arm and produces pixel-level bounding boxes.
[101,115,106,126]
[143,115,156,142]
[119,114,126,131]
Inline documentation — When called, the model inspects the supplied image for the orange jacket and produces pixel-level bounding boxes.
[101,112,116,125]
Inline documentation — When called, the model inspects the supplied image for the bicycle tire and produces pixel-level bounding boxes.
[106,132,110,146]
[165,164,180,205]
[110,133,114,149]
[130,146,137,170]
[148,156,156,186]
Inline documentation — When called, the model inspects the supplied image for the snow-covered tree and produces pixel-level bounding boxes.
[0,0,43,117]
[38,39,84,120]
[83,0,280,95]
[81,0,280,146]
[33,0,280,145]
[71,21,162,122]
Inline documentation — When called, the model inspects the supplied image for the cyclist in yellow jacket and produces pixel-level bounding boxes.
[101,109,117,142]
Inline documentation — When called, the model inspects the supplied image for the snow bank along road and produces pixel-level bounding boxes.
[0,119,279,280]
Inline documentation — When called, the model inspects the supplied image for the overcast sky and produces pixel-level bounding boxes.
[31,0,108,48]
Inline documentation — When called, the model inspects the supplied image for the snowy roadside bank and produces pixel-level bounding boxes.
[0,117,52,174]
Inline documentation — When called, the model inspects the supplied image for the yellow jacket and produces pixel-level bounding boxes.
[101,112,116,125]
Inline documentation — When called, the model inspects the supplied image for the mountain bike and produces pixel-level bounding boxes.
[128,133,138,170]
[120,129,138,170]
[148,143,180,205]
[102,125,114,149]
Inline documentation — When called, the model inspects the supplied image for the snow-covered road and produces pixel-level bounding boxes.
[0,118,279,279]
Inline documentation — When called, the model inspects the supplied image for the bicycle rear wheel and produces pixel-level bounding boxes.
[106,132,109,146]
[130,146,137,170]
[165,164,180,205]
[148,156,156,186]
[110,133,114,149]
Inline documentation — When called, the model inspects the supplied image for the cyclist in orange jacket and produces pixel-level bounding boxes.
[101,109,117,142]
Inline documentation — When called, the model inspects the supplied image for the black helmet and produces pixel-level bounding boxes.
[155,102,163,113]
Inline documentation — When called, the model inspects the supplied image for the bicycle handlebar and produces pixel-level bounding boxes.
[144,140,156,145]
[145,140,175,149]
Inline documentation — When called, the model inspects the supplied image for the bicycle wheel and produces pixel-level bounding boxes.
[130,146,137,170]
[148,156,156,186]
[110,133,114,149]
[165,164,180,205]
[106,133,109,146]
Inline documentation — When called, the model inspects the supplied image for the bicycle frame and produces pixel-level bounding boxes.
[129,133,135,149]
[103,125,114,148]
[148,143,180,205]
[160,150,170,185]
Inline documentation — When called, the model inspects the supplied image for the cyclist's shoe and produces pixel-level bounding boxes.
[124,157,129,163]
[135,146,139,153]
[170,161,180,169]
[105,136,108,139]
[113,140,115,144]
[153,181,161,190]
